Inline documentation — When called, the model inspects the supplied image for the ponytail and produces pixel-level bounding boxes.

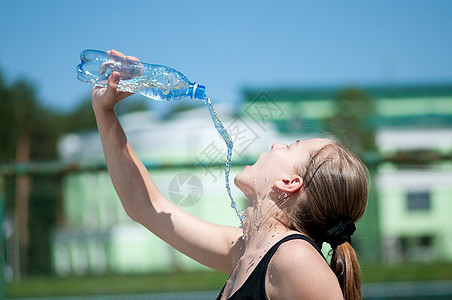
[331,242,361,300]
[317,217,361,300]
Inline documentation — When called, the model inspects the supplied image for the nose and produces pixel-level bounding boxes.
[271,142,286,150]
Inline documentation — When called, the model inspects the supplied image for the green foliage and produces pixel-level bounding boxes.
[0,73,17,160]
[0,74,61,161]
[325,88,377,156]
[60,97,97,132]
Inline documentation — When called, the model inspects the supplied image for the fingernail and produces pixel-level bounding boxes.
[111,73,120,82]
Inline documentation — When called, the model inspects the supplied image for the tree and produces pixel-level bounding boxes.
[0,72,63,275]
[0,74,53,161]
[0,72,18,160]
[0,76,40,274]
[325,88,376,156]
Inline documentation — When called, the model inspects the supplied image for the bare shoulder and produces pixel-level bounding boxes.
[266,239,343,300]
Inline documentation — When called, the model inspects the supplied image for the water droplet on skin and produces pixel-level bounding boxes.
[246,262,255,273]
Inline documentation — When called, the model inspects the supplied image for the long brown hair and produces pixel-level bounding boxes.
[289,141,369,300]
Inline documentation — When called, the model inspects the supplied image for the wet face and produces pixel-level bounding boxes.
[234,138,331,199]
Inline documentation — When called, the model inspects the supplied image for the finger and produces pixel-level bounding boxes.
[126,55,140,62]
[99,62,112,75]
[110,49,126,58]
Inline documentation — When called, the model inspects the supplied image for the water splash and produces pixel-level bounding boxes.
[204,98,244,223]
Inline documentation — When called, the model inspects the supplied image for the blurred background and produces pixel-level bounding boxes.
[1,0,452,299]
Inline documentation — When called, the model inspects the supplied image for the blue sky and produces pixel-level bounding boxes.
[1,0,451,112]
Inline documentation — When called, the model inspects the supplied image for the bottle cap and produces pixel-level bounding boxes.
[192,83,206,100]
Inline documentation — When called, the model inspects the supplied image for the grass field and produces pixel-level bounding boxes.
[6,271,228,298]
[6,262,452,298]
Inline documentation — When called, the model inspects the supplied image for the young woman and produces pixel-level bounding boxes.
[91,50,369,299]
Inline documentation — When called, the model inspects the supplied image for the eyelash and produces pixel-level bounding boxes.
[287,140,300,149]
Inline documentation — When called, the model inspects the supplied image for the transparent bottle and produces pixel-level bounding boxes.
[76,49,206,101]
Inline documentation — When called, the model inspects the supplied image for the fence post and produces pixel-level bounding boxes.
[0,174,7,299]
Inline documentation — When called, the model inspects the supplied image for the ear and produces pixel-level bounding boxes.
[274,175,303,193]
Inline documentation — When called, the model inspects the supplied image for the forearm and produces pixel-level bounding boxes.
[94,108,161,221]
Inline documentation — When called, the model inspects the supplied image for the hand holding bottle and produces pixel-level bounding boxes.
[90,49,138,111]
[78,49,206,101]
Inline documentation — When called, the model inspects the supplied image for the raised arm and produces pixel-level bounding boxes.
[91,51,242,273]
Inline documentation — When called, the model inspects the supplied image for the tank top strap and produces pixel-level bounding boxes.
[260,233,326,268]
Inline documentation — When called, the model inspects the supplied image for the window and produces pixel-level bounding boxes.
[407,191,431,211]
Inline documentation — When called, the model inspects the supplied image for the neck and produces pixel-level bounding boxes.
[241,194,291,249]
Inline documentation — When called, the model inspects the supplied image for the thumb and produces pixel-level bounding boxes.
[106,72,120,96]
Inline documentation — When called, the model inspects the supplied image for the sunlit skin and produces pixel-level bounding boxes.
[91,49,343,299]
[235,139,330,202]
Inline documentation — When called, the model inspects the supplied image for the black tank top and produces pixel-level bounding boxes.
[216,234,326,300]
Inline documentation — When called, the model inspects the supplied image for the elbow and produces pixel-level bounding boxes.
[124,207,145,223]
[121,195,162,225]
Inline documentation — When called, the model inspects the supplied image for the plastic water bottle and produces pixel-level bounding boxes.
[76,49,206,101]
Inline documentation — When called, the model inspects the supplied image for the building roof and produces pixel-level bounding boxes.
[243,83,452,102]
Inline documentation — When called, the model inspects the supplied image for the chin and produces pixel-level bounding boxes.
[234,172,243,190]
[235,169,251,191]
[234,168,256,197]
